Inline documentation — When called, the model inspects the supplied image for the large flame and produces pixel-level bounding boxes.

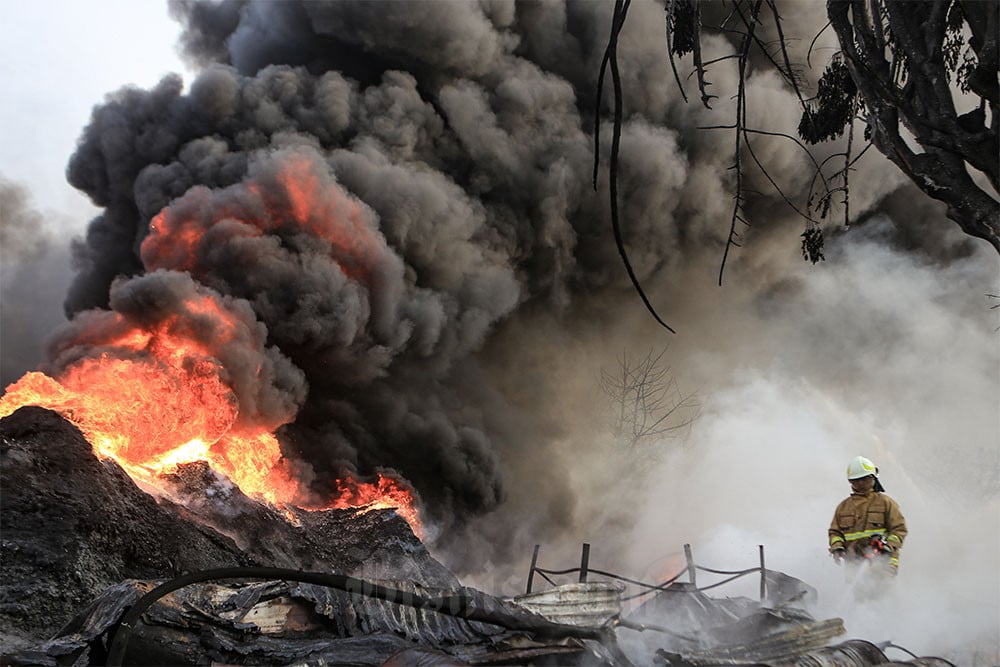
[0,354,423,538]
[0,153,424,538]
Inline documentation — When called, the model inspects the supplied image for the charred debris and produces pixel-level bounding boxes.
[2,407,951,666]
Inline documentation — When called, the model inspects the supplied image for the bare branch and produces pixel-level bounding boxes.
[664,0,690,104]
[842,118,854,226]
[600,347,700,460]
[764,0,811,113]
[719,0,764,287]
[690,0,717,108]
[595,0,677,332]
[807,20,834,68]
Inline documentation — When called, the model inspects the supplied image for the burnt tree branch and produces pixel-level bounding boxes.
[828,0,1000,251]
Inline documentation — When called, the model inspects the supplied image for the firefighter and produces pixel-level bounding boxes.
[828,456,907,575]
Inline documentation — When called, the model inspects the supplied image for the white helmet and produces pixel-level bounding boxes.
[847,456,878,480]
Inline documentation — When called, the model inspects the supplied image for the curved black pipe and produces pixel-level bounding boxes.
[105,566,602,667]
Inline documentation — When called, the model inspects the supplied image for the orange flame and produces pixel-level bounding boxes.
[1,358,423,538]
[142,152,382,283]
[1,150,425,538]
[641,553,689,589]
[318,474,424,537]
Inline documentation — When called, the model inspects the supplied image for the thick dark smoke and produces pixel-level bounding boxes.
[33,0,997,612]
[65,0,707,538]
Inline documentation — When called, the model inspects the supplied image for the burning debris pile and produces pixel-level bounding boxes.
[1,407,956,666]
[0,407,451,654]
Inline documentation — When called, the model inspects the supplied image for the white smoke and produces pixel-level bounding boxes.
[603,218,1000,663]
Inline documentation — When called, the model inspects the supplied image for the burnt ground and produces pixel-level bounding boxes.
[0,406,455,651]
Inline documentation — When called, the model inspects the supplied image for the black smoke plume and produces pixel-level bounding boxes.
[64,1,687,542]
[32,0,994,579]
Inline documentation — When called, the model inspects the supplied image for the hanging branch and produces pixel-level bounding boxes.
[690,0,715,108]
[593,5,616,190]
[806,20,834,68]
[699,121,830,226]
[764,0,810,115]
[664,0,717,107]
[818,116,862,226]
[742,132,823,223]
[802,107,859,262]
[743,127,831,195]
[842,117,854,226]
[807,129,873,231]
[719,0,764,286]
[595,0,676,333]
[664,0,690,104]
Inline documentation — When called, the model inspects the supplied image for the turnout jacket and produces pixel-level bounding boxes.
[828,490,907,562]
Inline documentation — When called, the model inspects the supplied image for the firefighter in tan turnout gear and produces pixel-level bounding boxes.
[828,456,907,575]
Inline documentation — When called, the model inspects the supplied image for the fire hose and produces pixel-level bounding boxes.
[104,566,608,667]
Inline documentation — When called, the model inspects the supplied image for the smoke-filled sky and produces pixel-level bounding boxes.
[1,1,997,662]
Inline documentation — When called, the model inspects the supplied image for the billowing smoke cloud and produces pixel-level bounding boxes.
[66,0,723,531]
[10,2,996,657]
[615,224,999,662]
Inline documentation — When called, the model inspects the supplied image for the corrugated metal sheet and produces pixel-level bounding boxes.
[513,582,623,628]
[657,639,958,666]
[657,620,849,665]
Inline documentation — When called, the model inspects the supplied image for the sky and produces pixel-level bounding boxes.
[0,0,190,381]
[1,0,188,217]
[0,2,997,664]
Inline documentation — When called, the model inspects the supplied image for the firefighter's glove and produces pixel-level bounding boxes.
[831,548,846,564]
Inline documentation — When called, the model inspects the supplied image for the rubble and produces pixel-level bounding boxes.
[5,574,607,667]
[0,407,957,666]
[0,407,452,651]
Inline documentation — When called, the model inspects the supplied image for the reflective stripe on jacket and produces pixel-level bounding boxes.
[828,490,907,558]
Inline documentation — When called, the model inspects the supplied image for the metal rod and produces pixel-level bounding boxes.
[526,544,540,594]
[759,544,766,601]
[579,543,591,583]
[683,543,696,587]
